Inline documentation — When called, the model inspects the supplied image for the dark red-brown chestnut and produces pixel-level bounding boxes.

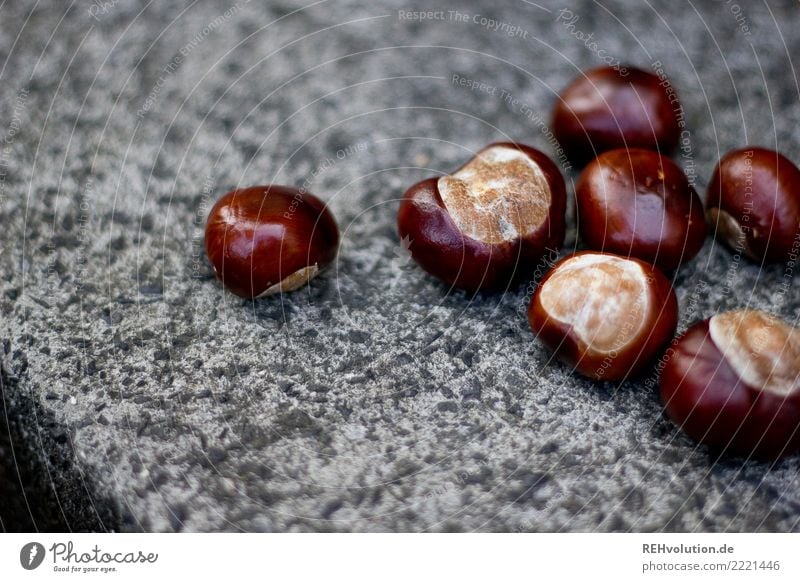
[529,251,678,381]
[397,142,566,293]
[706,147,800,264]
[205,185,339,298]
[552,66,682,165]
[660,309,800,460]
[576,148,706,271]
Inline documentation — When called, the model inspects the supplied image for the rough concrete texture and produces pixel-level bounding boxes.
[0,0,799,532]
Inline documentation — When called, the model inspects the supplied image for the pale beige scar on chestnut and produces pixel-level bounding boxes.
[438,146,552,244]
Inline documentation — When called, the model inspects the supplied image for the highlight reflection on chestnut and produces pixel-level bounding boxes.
[397,142,567,293]
[205,185,339,298]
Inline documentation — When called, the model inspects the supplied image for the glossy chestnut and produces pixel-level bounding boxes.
[660,310,800,459]
[205,185,339,298]
[576,148,706,271]
[552,66,682,164]
[397,142,566,293]
[706,147,800,264]
[529,251,678,381]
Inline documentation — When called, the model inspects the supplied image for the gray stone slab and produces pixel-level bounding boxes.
[0,0,798,532]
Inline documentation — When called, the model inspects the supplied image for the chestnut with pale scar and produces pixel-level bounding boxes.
[537,254,647,353]
[205,185,339,298]
[660,309,800,459]
[707,147,800,264]
[529,252,678,381]
[398,142,566,292]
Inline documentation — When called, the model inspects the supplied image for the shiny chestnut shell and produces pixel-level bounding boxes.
[528,251,678,381]
[660,310,800,460]
[205,185,339,298]
[397,142,566,293]
[576,148,706,271]
[706,147,800,264]
[552,66,681,165]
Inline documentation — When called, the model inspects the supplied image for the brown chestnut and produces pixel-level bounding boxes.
[576,148,706,271]
[397,142,566,292]
[528,251,678,381]
[205,185,339,298]
[706,147,800,264]
[660,310,800,459]
[552,66,681,164]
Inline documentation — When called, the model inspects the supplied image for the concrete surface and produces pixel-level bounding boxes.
[0,0,798,532]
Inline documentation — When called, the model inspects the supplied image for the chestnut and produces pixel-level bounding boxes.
[397,142,566,292]
[575,148,706,271]
[204,185,339,298]
[706,147,800,264]
[552,66,681,164]
[660,310,800,460]
[528,251,678,381]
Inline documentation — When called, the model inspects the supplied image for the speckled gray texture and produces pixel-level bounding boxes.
[1,0,799,532]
